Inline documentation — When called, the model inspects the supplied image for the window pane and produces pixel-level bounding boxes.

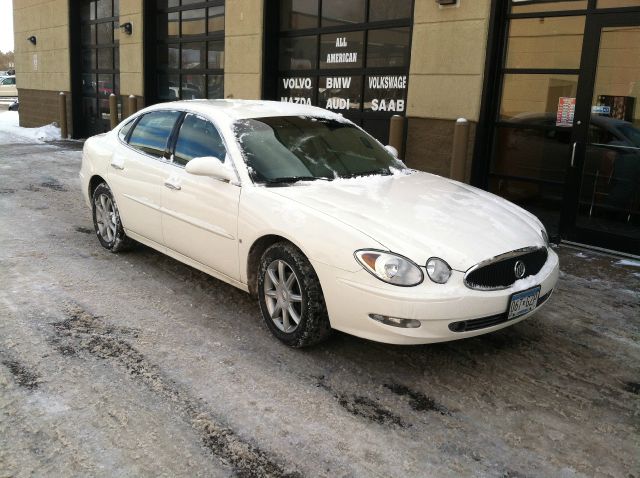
[157,0,179,7]
[182,9,206,37]
[82,74,97,95]
[158,12,179,39]
[97,47,114,69]
[96,0,112,18]
[158,74,180,100]
[279,35,317,70]
[158,44,180,70]
[128,111,182,157]
[118,118,134,141]
[280,0,318,30]
[207,75,224,99]
[319,75,362,111]
[174,114,227,166]
[506,16,585,69]
[98,74,114,97]
[367,28,410,68]
[278,76,316,105]
[182,74,205,99]
[364,74,407,113]
[321,0,365,27]
[208,6,225,33]
[81,24,95,45]
[597,0,640,7]
[320,31,364,69]
[207,41,224,69]
[491,125,572,182]
[82,49,96,71]
[182,42,206,69]
[369,0,412,21]
[97,22,113,45]
[500,74,578,121]
[511,0,587,13]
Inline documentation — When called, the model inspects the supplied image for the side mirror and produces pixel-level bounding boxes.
[384,145,399,158]
[185,156,235,182]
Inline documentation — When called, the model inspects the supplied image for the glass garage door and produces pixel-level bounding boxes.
[80,0,120,137]
[270,0,413,144]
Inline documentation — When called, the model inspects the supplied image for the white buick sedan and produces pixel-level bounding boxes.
[80,100,559,347]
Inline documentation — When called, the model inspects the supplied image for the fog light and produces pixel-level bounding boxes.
[369,314,421,328]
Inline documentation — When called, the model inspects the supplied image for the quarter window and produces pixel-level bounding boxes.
[173,113,226,166]
[128,111,182,158]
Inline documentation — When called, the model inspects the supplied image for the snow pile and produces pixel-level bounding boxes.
[0,111,62,143]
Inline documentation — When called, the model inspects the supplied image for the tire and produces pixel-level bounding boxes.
[257,242,332,347]
[91,182,134,253]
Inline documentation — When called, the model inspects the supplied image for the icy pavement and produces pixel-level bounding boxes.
[0,139,638,477]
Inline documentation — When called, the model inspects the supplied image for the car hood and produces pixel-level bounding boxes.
[266,171,546,271]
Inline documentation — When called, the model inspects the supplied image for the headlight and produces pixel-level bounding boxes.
[354,250,423,286]
[426,257,452,284]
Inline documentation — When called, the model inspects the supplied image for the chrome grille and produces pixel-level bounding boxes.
[464,247,548,290]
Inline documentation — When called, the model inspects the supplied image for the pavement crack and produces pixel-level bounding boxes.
[50,305,300,478]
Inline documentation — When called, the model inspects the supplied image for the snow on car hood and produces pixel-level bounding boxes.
[266,171,546,271]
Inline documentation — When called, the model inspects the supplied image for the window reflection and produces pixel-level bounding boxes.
[279,36,317,70]
[321,0,365,27]
[369,0,412,21]
[367,28,410,68]
[506,16,585,69]
[280,0,318,30]
[500,74,578,120]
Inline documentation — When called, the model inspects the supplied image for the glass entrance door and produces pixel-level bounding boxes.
[564,13,640,254]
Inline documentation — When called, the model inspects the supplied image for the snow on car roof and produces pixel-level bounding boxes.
[143,99,350,123]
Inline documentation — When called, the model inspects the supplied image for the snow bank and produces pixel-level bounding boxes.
[615,258,640,268]
[0,111,62,143]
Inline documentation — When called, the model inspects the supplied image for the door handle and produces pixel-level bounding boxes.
[570,142,577,167]
[164,180,181,191]
[110,156,125,170]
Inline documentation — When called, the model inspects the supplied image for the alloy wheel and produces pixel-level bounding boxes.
[263,259,303,333]
[94,193,117,243]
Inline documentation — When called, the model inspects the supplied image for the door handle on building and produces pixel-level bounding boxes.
[570,142,577,167]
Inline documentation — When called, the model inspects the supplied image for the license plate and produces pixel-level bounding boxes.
[507,286,541,320]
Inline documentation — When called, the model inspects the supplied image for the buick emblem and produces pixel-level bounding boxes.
[514,260,526,279]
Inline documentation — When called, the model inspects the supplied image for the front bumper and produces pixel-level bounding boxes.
[313,248,559,345]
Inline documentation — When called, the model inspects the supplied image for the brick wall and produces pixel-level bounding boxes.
[18,88,73,138]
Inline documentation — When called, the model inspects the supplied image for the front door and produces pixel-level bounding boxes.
[563,13,640,254]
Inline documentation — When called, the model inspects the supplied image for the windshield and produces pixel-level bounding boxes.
[233,116,406,184]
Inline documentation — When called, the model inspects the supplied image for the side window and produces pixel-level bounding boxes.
[173,113,226,167]
[128,111,182,158]
[8,77,16,85]
[118,118,135,141]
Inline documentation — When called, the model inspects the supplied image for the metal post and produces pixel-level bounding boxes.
[450,118,470,182]
[109,93,118,129]
[127,95,137,118]
[58,92,68,139]
[388,115,405,159]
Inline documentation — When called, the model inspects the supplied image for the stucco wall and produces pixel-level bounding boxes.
[407,0,491,122]
[119,0,144,98]
[13,0,71,93]
[224,0,264,99]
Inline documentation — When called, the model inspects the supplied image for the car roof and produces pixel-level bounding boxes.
[142,99,348,123]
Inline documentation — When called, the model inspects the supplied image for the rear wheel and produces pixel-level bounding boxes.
[91,182,134,252]
[257,242,331,347]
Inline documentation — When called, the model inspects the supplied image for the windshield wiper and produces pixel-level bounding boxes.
[262,176,330,185]
[339,168,392,178]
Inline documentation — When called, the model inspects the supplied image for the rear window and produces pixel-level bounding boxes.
[128,111,181,158]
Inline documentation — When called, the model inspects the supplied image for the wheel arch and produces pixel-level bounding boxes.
[88,174,107,199]
[246,234,307,296]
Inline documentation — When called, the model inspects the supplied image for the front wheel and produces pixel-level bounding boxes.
[91,182,134,252]
[257,242,331,347]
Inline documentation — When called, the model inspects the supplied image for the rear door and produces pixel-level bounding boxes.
[108,110,182,245]
[160,112,241,280]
